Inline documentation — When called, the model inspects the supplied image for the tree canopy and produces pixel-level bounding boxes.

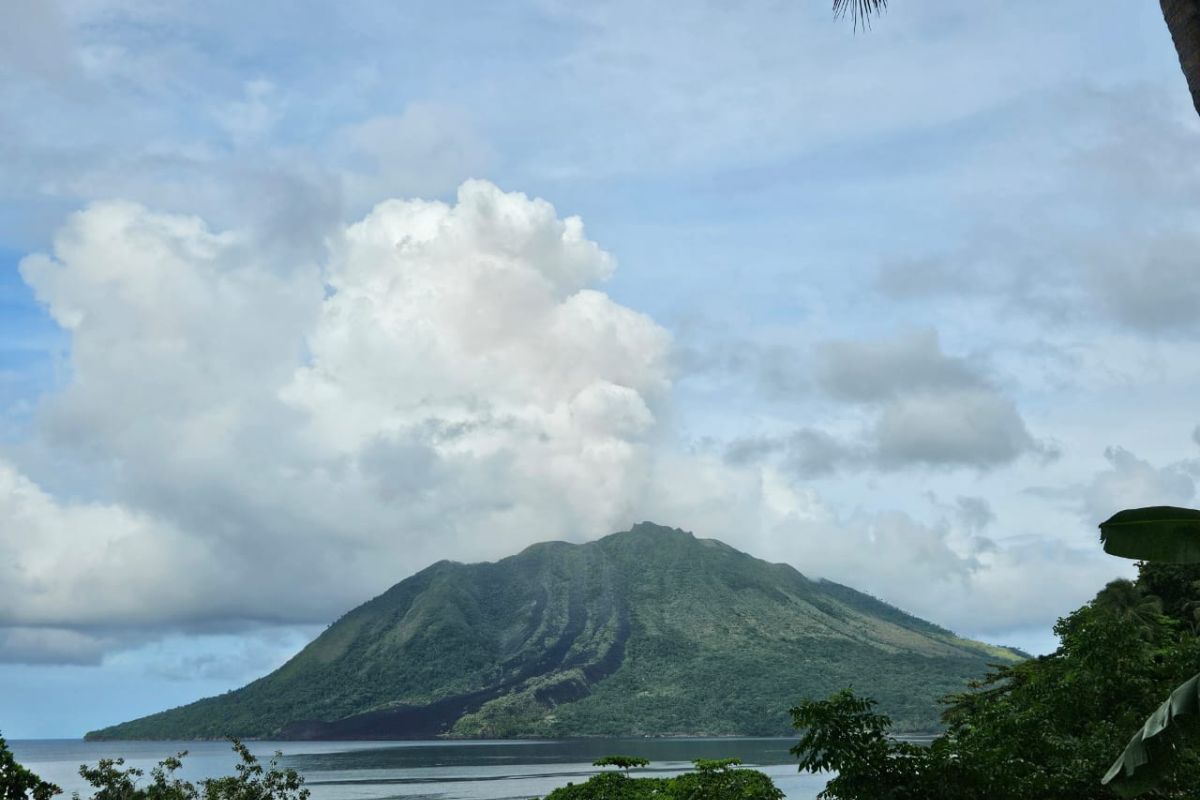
[593,756,650,771]
[0,736,59,800]
[792,561,1200,799]
[543,758,782,800]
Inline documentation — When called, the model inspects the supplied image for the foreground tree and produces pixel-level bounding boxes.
[832,0,1200,118]
[791,690,933,800]
[72,741,308,800]
[592,756,650,774]
[1159,0,1200,116]
[668,759,783,800]
[1099,507,1200,795]
[199,742,308,800]
[791,549,1200,799]
[542,758,782,800]
[0,736,59,800]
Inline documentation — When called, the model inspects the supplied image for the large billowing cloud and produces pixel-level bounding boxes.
[3,180,671,658]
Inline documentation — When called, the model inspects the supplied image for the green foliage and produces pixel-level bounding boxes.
[1100,506,1200,564]
[542,759,781,800]
[1099,506,1200,795]
[70,741,307,800]
[541,772,669,800]
[198,741,308,800]
[75,751,197,800]
[831,0,887,30]
[933,601,1197,799]
[793,572,1200,800]
[1135,561,1200,626]
[791,691,933,800]
[1,735,60,800]
[670,760,782,800]
[1103,674,1200,796]
[593,756,649,771]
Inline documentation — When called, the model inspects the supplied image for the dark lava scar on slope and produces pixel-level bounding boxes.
[535,608,630,706]
[279,580,630,739]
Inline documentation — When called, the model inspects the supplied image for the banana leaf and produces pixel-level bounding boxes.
[1103,672,1200,796]
[1099,506,1200,563]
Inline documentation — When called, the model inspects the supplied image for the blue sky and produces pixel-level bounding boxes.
[3,0,1200,738]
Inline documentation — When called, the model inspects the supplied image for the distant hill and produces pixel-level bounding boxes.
[87,523,1021,740]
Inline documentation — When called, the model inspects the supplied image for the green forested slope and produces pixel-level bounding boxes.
[87,523,1020,740]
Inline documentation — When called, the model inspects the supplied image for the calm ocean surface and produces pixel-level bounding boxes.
[9,738,829,800]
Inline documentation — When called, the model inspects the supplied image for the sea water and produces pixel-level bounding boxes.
[9,738,829,800]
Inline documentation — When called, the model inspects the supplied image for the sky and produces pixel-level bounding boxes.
[2,0,1200,738]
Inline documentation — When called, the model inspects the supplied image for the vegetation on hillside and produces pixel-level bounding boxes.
[88,524,1019,740]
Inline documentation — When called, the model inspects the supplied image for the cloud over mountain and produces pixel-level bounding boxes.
[3,181,672,659]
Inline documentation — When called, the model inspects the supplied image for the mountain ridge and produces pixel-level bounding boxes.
[87,522,1020,740]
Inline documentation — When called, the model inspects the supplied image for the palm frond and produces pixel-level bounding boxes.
[1100,506,1200,563]
[832,0,888,31]
[1103,672,1200,796]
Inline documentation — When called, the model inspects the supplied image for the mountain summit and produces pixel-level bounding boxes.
[87,523,1019,739]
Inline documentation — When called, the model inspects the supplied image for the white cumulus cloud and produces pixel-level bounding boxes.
[4,180,671,659]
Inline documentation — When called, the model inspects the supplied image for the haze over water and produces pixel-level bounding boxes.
[9,739,827,800]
